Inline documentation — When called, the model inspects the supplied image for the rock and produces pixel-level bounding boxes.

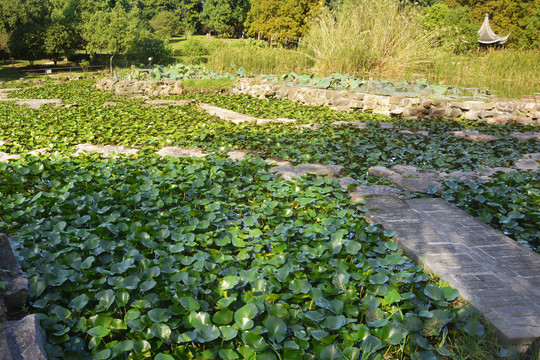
[264,158,292,166]
[15,99,62,109]
[226,150,259,160]
[331,121,367,129]
[0,298,6,322]
[156,146,208,158]
[0,234,28,315]
[392,165,418,176]
[510,132,540,142]
[27,148,51,156]
[364,195,409,210]
[389,176,443,194]
[450,130,499,142]
[514,159,539,171]
[338,177,359,189]
[0,314,48,360]
[379,122,395,130]
[446,171,491,182]
[144,99,193,107]
[297,123,321,130]
[256,118,296,124]
[349,185,402,202]
[523,153,540,161]
[477,166,516,176]
[270,163,345,181]
[101,101,117,106]
[368,166,398,178]
[398,130,414,136]
[429,106,446,118]
[198,103,258,124]
[416,131,430,137]
[73,144,139,156]
[0,152,20,162]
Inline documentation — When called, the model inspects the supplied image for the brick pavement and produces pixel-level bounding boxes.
[367,197,540,347]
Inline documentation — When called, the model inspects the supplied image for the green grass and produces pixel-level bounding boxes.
[181,78,234,91]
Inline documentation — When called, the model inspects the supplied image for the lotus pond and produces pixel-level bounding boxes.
[0,80,538,359]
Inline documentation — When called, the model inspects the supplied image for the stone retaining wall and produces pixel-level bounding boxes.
[94,78,184,97]
[232,78,540,126]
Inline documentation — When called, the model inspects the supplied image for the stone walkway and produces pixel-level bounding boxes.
[367,197,540,347]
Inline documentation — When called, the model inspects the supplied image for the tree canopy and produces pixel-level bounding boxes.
[200,0,250,37]
[245,0,323,42]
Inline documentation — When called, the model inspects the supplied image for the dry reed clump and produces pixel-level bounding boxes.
[300,0,436,78]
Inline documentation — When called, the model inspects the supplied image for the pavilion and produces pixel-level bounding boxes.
[478,14,510,45]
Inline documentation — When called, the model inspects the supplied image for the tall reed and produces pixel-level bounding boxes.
[300,0,435,78]
[208,44,314,75]
[428,49,540,98]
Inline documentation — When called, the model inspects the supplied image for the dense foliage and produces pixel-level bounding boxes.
[2,81,539,252]
[1,154,481,359]
[0,79,538,358]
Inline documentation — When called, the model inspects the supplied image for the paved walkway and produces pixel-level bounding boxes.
[367,197,540,347]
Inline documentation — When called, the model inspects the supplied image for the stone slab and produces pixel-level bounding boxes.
[156,146,208,158]
[368,198,540,346]
[73,144,139,156]
[198,103,258,124]
[269,163,345,181]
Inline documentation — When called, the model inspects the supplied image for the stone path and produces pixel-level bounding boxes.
[366,197,540,347]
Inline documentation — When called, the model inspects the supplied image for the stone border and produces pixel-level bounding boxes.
[232,78,540,126]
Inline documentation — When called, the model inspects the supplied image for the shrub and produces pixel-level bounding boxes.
[129,32,174,65]
[300,0,435,77]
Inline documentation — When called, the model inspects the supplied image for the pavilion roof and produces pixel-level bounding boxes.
[478,14,509,45]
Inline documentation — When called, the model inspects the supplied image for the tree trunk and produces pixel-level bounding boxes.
[110,53,115,77]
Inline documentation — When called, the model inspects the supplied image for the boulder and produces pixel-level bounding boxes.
[0,314,48,360]
[270,164,345,181]
[0,234,28,315]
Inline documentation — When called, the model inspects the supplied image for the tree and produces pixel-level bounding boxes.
[150,10,178,38]
[45,22,76,65]
[0,0,51,31]
[8,22,46,66]
[444,0,540,47]
[83,3,141,74]
[245,0,323,42]
[138,0,201,35]
[522,6,540,48]
[422,4,478,52]
[200,0,250,37]
[0,30,9,62]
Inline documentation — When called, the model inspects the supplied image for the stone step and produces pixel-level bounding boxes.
[367,197,540,348]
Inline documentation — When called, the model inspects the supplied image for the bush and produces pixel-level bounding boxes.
[300,0,435,77]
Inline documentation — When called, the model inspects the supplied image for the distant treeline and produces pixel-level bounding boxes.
[0,0,538,67]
